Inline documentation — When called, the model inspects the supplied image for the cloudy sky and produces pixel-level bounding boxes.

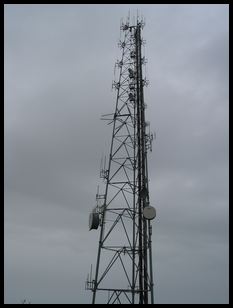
[4,4,229,304]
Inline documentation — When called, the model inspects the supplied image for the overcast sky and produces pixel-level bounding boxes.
[4,4,229,304]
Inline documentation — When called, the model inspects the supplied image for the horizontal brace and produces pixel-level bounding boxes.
[93,288,145,293]
[109,181,134,185]
[115,113,132,117]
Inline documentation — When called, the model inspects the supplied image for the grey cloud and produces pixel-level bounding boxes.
[4,4,228,304]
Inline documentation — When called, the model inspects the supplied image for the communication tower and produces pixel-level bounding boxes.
[86,15,156,304]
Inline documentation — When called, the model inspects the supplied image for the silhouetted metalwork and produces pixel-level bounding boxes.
[86,15,156,304]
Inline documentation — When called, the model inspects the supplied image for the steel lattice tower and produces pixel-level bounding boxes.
[86,16,156,304]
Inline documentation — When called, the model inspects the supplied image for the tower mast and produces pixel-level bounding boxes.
[86,16,156,304]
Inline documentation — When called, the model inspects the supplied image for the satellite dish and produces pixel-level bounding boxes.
[89,211,100,230]
[143,206,156,220]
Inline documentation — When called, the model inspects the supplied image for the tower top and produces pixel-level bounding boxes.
[120,13,145,31]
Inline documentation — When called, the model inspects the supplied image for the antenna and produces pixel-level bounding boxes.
[87,15,156,304]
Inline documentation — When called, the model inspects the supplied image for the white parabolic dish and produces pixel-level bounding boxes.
[143,206,156,220]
